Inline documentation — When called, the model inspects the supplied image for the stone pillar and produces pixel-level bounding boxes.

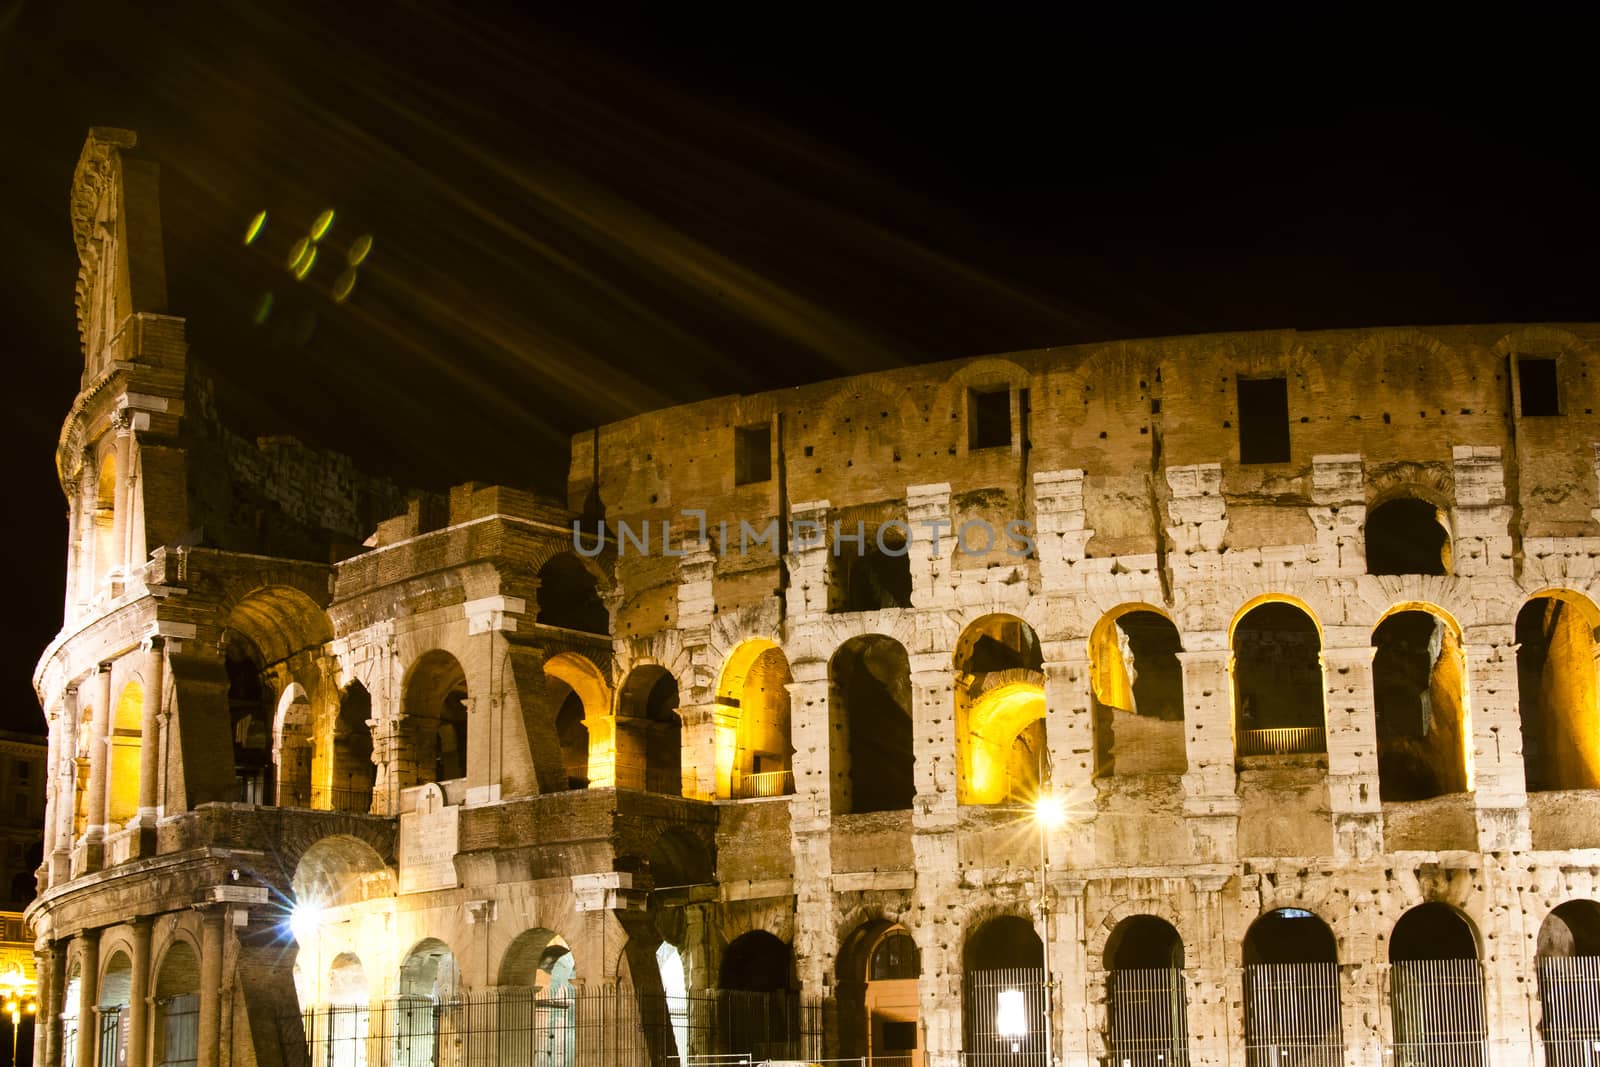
[676,704,732,801]
[197,907,226,1067]
[128,917,152,1067]
[36,940,66,1067]
[83,663,113,867]
[42,707,60,890]
[786,661,832,818]
[910,658,958,821]
[1450,445,1515,578]
[1307,453,1367,576]
[785,500,833,618]
[76,930,100,1067]
[137,637,164,822]
[1041,644,1097,866]
[108,411,134,582]
[1052,880,1091,1067]
[1321,638,1384,860]
[1465,622,1531,850]
[906,484,953,609]
[53,691,79,883]
[1033,469,1094,587]
[1166,464,1228,570]
[1177,634,1238,863]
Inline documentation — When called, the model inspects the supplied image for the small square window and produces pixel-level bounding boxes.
[1519,358,1560,416]
[734,424,772,485]
[968,388,1011,450]
[1238,377,1290,464]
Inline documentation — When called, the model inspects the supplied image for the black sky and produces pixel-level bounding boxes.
[2,5,1598,731]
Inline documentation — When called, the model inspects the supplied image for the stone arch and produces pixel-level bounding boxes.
[152,936,201,1066]
[399,937,460,1001]
[95,947,135,1067]
[498,927,575,989]
[291,834,395,910]
[1089,604,1186,777]
[1088,899,1195,973]
[1388,903,1486,1059]
[107,678,142,825]
[938,357,1031,455]
[1102,916,1189,1063]
[1231,598,1326,755]
[837,920,922,1064]
[1367,497,1453,576]
[400,650,470,788]
[545,652,610,790]
[92,450,117,587]
[1241,908,1343,1057]
[274,682,314,808]
[616,664,681,796]
[961,914,1045,1061]
[327,952,368,1006]
[716,639,793,798]
[955,613,1046,804]
[1348,328,1471,400]
[1517,590,1600,792]
[537,551,610,635]
[1535,899,1600,1058]
[829,634,914,814]
[329,681,375,813]
[1373,604,1471,801]
[721,931,793,993]
[1494,326,1600,416]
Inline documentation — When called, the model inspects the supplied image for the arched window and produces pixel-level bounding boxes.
[830,636,914,813]
[1366,498,1451,576]
[498,929,576,1066]
[955,614,1047,804]
[329,683,375,813]
[1389,904,1486,1065]
[99,950,134,1067]
[1091,607,1186,776]
[837,922,922,1065]
[834,527,913,613]
[93,452,117,588]
[154,941,201,1067]
[1233,602,1326,756]
[720,932,797,1060]
[1517,594,1600,792]
[402,651,470,789]
[1537,900,1600,1062]
[617,666,681,796]
[545,653,609,790]
[225,636,275,804]
[1104,916,1188,1064]
[1242,909,1341,1063]
[717,641,794,799]
[536,553,609,634]
[1373,609,1469,801]
[275,684,314,808]
[397,939,460,1065]
[108,681,143,824]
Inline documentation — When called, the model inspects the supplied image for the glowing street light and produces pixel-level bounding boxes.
[0,966,37,1066]
[289,899,325,945]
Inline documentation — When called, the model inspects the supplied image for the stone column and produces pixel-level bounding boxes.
[77,930,100,1067]
[42,707,60,890]
[1321,638,1384,860]
[676,704,733,801]
[1464,623,1531,850]
[36,940,66,1067]
[910,658,958,821]
[197,907,226,1067]
[128,917,152,1067]
[1042,643,1097,867]
[83,663,113,868]
[787,660,834,816]
[137,637,164,822]
[785,500,833,618]
[53,691,79,883]
[1177,633,1238,863]
[906,484,954,609]
[1307,454,1367,576]
[108,411,134,582]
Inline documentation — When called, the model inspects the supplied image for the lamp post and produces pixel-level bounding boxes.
[0,968,37,1067]
[1033,788,1067,1067]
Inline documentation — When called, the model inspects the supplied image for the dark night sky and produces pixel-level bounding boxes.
[2,5,1598,732]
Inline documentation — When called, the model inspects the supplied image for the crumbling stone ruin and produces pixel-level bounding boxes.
[30,127,1600,1066]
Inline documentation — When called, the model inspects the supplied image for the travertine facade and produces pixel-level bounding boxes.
[29,128,1600,1067]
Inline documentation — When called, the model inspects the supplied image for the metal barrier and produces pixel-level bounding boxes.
[734,770,794,799]
[1388,959,1488,1067]
[1238,726,1326,757]
[1243,961,1343,1066]
[1540,956,1600,1066]
[963,968,1047,1066]
[1107,967,1190,1067]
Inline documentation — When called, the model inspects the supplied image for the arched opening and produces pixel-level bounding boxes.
[320,953,369,1067]
[73,702,93,839]
[721,932,797,1061]
[829,635,915,814]
[536,553,609,635]
[1388,904,1486,1064]
[1367,498,1451,576]
[1104,916,1188,1064]
[62,959,82,1065]
[657,942,689,1065]
[98,950,133,1067]
[1517,594,1600,792]
[498,930,576,1067]
[1091,607,1186,776]
[963,916,1045,1061]
[328,682,375,813]
[1233,601,1326,756]
[956,614,1047,804]
[108,681,142,825]
[397,938,460,1066]
[617,666,682,796]
[717,640,794,798]
[275,684,314,808]
[544,653,609,790]
[154,941,200,1067]
[93,452,117,588]
[1373,609,1469,801]
[225,636,275,804]
[1537,900,1600,1064]
[401,651,469,789]
[835,530,913,612]
[839,923,922,1067]
[1242,909,1342,1064]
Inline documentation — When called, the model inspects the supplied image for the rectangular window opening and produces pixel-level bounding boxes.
[1519,357,1561,416]
[734,423,772,486]
[968,388,1012,450]
[1237,377,1291,464]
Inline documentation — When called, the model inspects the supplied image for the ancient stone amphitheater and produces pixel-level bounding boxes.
[29,128,1600,1067]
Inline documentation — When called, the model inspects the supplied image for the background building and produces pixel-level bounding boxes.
[28,127,1600,1067]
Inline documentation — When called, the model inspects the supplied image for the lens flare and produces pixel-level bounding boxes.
[332,268,359,303]
[286,237,310,272]
[243,210,267,246]
[348,234,373,266]
[293,247,318,281]
[311,209,335,241]
[252,292,274,325]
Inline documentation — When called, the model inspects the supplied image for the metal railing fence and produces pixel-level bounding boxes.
[963,967,1047,1067]
[1242,961,1343,1067]
[1540,955,1600,1067]
[1388,959,1487,1067]
[1107,967,1190,1067]
[1237,726,1326,757]
[733,769,794,799]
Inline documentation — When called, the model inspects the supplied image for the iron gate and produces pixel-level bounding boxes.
[1106,967,1190,1067]
[1242,961,1343,1066]
[1539,955,1600,1067]
[963,967,1047,1066]
[1389,959,1487,1067]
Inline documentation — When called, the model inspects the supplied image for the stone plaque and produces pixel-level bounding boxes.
[398,783,459,894]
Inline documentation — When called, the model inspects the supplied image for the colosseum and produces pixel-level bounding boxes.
[27,127,1600,1067]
